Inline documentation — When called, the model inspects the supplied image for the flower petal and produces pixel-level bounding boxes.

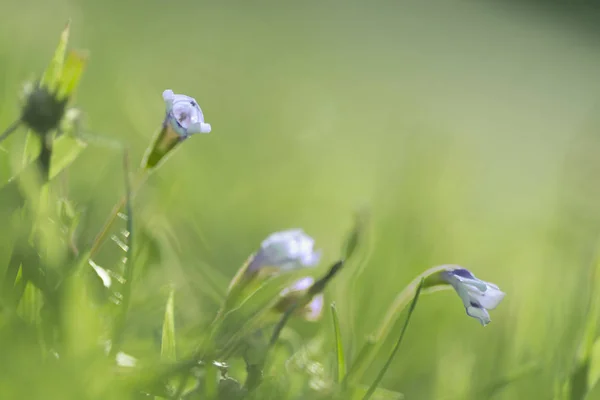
[304,294,324,321]
[473,285,505,310]
[466,305,491,326]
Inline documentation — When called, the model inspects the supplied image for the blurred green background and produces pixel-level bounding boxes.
[2,1,600,398]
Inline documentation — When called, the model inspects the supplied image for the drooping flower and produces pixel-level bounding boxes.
[440,266,505,326]
[142,89,211,169]
[246,229,321,274]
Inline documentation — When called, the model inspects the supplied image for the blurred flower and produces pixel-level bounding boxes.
[276,277,324,321]
[246,229,321,274]
[142,89,211,169]
[224,230,321,310]
[441,266,505,326]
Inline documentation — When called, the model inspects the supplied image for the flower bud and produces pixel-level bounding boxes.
[142,89,211,169]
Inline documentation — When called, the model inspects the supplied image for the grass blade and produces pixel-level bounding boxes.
[161,287,176,362]
[362,278,425,400]
[331,302,346,385]
[109,149,134,357]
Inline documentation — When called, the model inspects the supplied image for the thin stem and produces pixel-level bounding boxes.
[0,119,21,143]
[362,278,424,400]
[345,265,449,384]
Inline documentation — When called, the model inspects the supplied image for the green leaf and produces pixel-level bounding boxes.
[161,287,176,362]
[362,278,424,400]
[56,50,88,101]
[331,302,346,385]
[40,21,70,92]
[49,132,87,179]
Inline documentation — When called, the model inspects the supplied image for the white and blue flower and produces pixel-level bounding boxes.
[441,266,505,326]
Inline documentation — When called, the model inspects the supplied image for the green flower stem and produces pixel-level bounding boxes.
[345,265,451,384]
[362,278,424,400]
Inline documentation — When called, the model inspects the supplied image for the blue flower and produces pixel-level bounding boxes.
[441,266,505,326]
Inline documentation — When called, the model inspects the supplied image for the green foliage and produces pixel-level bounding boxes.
[1,4,600,400]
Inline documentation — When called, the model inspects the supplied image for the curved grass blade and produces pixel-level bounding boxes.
[331,302,346,385]
[362,278,424,400]
[346,266,451,385]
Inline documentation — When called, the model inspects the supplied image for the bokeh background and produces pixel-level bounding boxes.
[2,1,600,398]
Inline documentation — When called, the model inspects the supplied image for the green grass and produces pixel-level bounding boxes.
[1,1,600,399]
